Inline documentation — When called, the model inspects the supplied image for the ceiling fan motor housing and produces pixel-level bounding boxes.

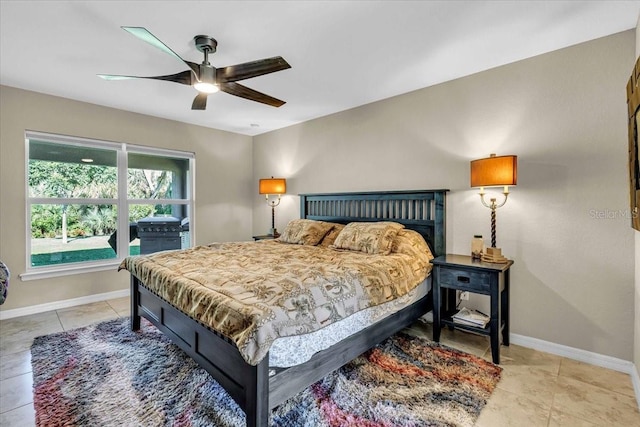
[199,64,215,84]
[194,35,218,54]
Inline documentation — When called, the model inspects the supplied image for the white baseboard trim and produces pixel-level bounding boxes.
[632,364,640,410]
[0,289,129,320]
[510,333,633,373]
[511,333,640,409]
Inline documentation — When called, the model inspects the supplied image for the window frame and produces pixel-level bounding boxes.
[21,131,196,281]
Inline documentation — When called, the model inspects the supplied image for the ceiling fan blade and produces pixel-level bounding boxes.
[220,82,286,107]
[121,27,199,76]
[192,93,208,110]
[217,56,291,83]
[97,74,139,81]
[98,70,194,85]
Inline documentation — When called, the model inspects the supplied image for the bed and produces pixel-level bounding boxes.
[122,189,447,427]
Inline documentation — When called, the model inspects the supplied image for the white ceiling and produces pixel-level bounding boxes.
[1,1,639,136]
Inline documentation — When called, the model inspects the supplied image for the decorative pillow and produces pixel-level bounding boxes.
[318,223,345,247]
[278,219,335,245]
[331,221,405,255]
[391,229,434,262]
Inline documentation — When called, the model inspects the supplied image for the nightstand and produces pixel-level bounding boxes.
[431,254,513,364]
[252,235,277,241]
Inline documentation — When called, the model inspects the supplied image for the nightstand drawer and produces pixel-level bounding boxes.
[439,268,491,292]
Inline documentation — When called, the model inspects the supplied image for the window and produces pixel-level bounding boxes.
[24,131,194,279]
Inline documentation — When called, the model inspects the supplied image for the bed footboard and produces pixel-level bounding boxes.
[131,274,432,427]
[131,275,270,427]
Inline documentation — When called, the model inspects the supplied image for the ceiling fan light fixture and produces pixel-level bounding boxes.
[194,81,219,94]
[194,63,218,93]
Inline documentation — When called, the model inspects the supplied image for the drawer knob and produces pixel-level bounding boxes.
[457,276,470,283]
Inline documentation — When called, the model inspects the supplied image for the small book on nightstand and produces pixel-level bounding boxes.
[452,307,490,328]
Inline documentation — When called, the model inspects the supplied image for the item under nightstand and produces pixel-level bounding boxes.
[431,254,513,364]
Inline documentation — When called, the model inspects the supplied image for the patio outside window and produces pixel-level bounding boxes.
[25,132,194,278]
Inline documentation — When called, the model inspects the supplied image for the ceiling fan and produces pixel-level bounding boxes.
[98,27,291,110]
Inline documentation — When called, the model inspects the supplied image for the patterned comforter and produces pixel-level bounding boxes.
[119,239,431,365]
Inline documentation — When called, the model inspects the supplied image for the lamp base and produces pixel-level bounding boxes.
[481,247,509,264]
[268,228,280,238]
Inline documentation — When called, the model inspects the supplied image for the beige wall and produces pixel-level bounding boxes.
[253,31,636,360]
[0,86,253,311]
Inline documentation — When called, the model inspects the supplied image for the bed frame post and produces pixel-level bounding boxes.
[130,275,141,331]
[433,191,446,257]
[245,358,270,427]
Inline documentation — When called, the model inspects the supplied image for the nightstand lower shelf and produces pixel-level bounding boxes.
[440,313,506,337]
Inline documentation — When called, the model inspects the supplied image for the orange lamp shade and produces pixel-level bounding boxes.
[470,155,517,187]
[259,178,287,195]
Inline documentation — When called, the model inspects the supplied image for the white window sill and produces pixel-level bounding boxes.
[19,260,123,281]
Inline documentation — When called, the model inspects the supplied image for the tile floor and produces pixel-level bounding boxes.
[0,297,638,426]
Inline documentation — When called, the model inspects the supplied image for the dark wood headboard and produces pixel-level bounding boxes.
[299,189,448,257]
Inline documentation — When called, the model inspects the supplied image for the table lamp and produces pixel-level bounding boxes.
[259,177,286,237]
[470,154,517,262]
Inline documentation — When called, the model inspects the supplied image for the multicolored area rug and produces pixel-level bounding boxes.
[31,317,501,426]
